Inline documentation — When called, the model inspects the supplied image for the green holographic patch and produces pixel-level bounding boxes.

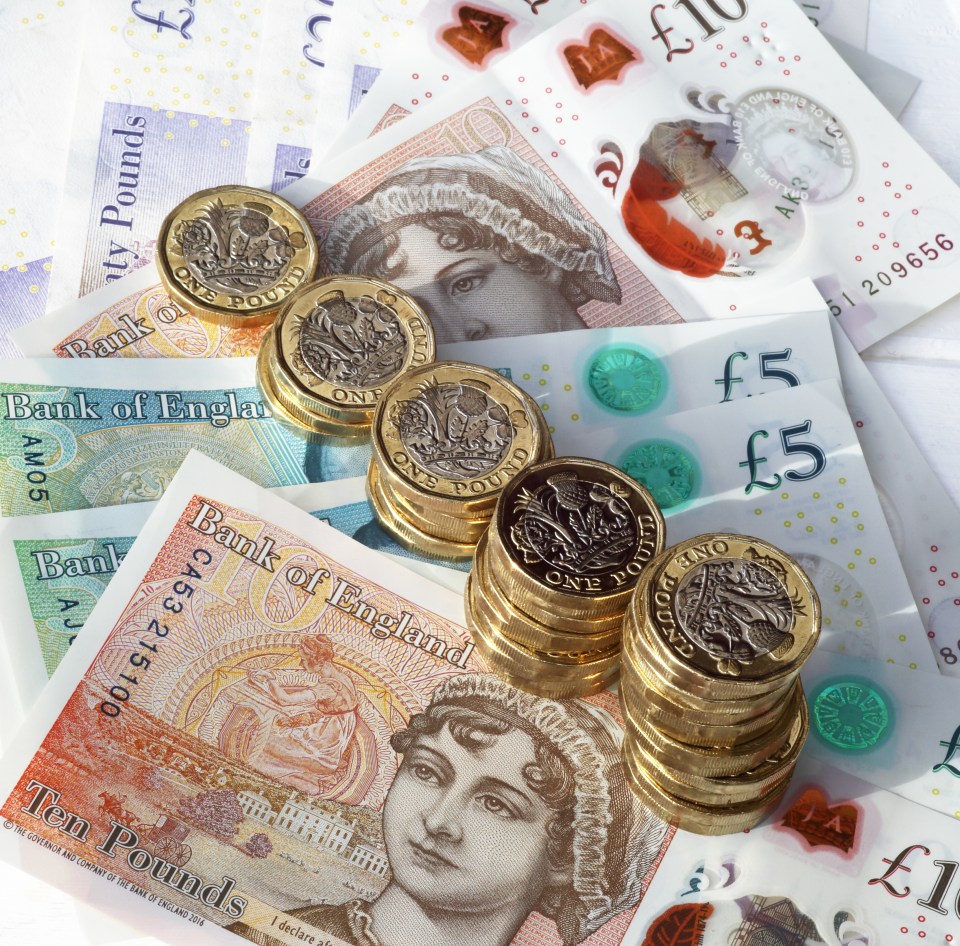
[619,440,698,510]
[810,677,893,752]
[586,345,665,415]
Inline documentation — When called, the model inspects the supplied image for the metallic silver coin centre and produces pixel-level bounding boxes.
[174,199,305,294]
[298,294,408,388]
[675,557,794,660]
[510,474,638,574]
[395,381,514,480]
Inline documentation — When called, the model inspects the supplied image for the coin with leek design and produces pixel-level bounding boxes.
[492,457,665,616]
[157,185,318,326]
[637,534,820,692]
[372,361,547,514]
[274,276,435,425]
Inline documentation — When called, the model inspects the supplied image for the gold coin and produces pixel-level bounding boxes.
[623,609,799,724]
[366,462,477,562]
[467,570,621,667]
[622,742,791,836]
[487,457,665,622]
[273,276,435,426]
[157,185,318,326]
[466,603,620,699]
[472,534,623,653]
[377,470,495,544]
[372,361,549,517]
[619,654,798,747]
[257,331,371,441]
[482,537,628,634]
[620,679,806,777]
[471,555,622,657]
[624,730,797,807]
[629,534,820,702]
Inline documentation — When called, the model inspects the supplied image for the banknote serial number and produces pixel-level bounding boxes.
[856,234,954,300]
[99,548,211,718]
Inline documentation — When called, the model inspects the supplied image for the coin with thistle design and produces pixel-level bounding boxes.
[157,185,318,325]
[496,457,665,603]
[373,361,546,506]
[275,276,435,422]
[642,534,820,686]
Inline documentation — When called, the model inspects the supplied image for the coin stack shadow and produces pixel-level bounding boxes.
[465,457,666,699]
[367,360,553,561]
[620,533,821,835]
[256,275,436,441]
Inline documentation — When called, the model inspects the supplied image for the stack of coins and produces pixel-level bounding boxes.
[157,185,319,327]
[620,534,820,835]
[256,276,436,440]
[367,361,552,560]
[466,457,666,699]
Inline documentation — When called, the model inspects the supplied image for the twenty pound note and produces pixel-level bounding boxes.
[0,452,672,946]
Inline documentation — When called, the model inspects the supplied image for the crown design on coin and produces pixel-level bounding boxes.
[294,291,409,388]
[509,473,638,574]
[675,552,802,673]
[390,377,522,479]
[174,199,307,293]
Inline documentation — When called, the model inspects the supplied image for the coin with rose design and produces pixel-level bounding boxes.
[273,275,435,427]
[157,185,318,326]
[631,534,820,701]
[372,360,549,516]
[487,456,665,620]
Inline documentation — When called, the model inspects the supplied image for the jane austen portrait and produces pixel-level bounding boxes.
[230,673,668,946]
[322,147,623,344]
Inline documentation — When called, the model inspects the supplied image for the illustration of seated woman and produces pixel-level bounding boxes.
[228,673,669,946]
[204,633,359,795]
[322,146,622,344]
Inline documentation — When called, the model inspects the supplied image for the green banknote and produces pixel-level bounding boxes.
[0,358,372,517]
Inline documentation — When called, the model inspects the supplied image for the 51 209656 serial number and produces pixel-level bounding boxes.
[825,234,955,315]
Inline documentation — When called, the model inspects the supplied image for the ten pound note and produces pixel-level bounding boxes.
[283,0,960,353]
[3,454,960,945]
[0,452,673,946]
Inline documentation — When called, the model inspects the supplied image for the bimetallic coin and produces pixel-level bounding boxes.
[366,461,477,562]
[625,730,798,807]
[274,276,435,425]
[466,599,620,699]
[372,361,548,516]
[380,472,495,545]
[477,533,625,636]
[489,456,666,620]
[467,572,621,667]
[471,542,623,656]
[634,534,820,701]
[622,741,791,836]
[622,604,798,719]
[157,185,318,326]
[257,330,370,441]
[620,680,806,777]
[620,649,797,747]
